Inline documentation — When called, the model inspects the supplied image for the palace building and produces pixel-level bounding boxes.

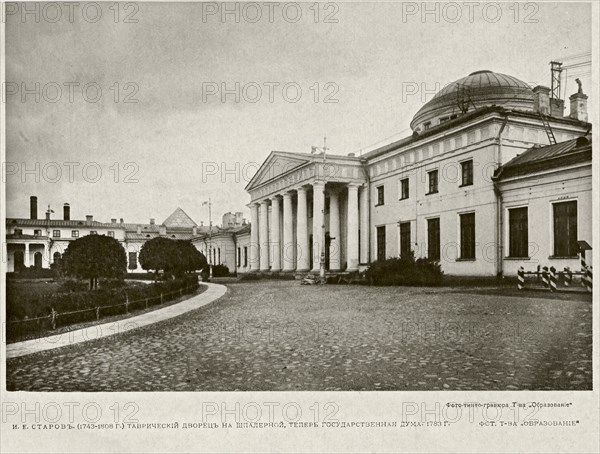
[245,69,592,276]
[5,200,212,273]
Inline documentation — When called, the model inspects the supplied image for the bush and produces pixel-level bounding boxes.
[211,264,230,277]
[239,272,296,281]
[57,279,90,293]
[365,254,443,286]
[7,267,56,279]
[125,272,159,281]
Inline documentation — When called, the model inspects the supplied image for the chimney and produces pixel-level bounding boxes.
[159,225,167,235]
[192,226,197,235]
[569,88,588,122]
[30,196,38,220]
[200,221,204,226]
[86,215,93,225]
[111,218,117,224]
[550,98,564,117]
[532,86,550,115]
[120,218,124,224]
[63,203,70,221]
[150,218,155,225]
[136,225,141,234]
[45,211,50,220]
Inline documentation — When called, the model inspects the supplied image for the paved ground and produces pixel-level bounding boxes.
[6,282,592,391]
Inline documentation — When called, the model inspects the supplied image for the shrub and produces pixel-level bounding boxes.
[211,264,230,277]
[7,267,55,279]
[57,279,90,293]
[365,254,443,286]
[239,272,295,281]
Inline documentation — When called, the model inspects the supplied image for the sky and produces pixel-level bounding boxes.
[4,1,593,226]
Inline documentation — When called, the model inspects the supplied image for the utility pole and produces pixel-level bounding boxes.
[203,198,213,280]
[312,135,329,283]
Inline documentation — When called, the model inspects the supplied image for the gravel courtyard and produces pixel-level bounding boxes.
[6,282,592,391]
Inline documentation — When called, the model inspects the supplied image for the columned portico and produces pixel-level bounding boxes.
[282,192,295,271]
[259,200,270,271]
[347,183,360,271]
[24,243,30,267]
[296,186,310,272]
[245,151,368,274]
[329,190,341,271]
[311,181,325,273]
[270,196,281,272]
[249,203,260,270]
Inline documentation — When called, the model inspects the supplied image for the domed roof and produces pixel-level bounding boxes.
[410,70,534,131]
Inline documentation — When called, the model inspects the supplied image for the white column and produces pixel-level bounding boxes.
[347,184,359,271]
[249,203,260,271]
[359,185,369,264]
[329,190,341,271]
[270,196,281,272]
[296,186,310,272]
[259,200,270,271]
[282,192,295,271]
[311,181,325,273]
[24,243,30,267]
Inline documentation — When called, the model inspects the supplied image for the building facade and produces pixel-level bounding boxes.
[191,212,252,275]
[245,70,592,276]
[5,200,210,273]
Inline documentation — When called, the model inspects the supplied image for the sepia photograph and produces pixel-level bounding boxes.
[1,1,598,453]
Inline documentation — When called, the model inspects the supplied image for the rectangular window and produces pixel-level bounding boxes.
[243,246,248,267]
[508,207,528,258]
[400,178,409,200]
[108,231,115,237]
[461,160,473,186]
[33,229,42,236]
[460,213,476,259]
[423,121,431,130]
[14,228,23,235]
[427,170,438,194]
[90,230,97,235]
[376,226,386,262]
[400,222,411,258]
[427,218,441,261]
[71,230,79,238]
[376,186,385,206]
[553,201,578,257]
[237,247,241,267]
[53,230,61,238]
[128,252,137,270]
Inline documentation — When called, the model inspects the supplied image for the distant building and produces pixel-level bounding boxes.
[245,69,592,276]
[191,211,252,275]
[5,201,212,273]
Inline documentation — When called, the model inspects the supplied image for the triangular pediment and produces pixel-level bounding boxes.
[245,151,312,190]
[162,207,197,228]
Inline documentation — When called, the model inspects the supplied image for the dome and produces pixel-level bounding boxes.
[410,70,534,132]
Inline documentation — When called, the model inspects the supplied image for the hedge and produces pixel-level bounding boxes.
[6,275,200,341]
[365,255,444,286]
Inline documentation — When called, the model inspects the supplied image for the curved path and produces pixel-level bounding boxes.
[6,282,227,359]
